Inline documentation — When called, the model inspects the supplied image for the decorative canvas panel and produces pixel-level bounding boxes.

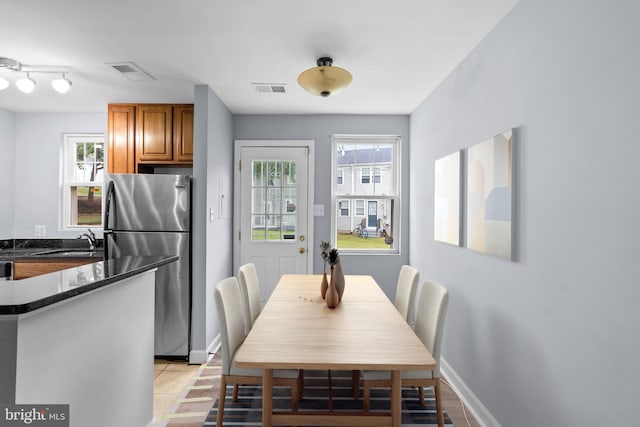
[466,129,513,259]
[434,150,461,246]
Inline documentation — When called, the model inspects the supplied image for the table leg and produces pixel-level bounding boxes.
[263,368,273,427]
[391,370,401,427]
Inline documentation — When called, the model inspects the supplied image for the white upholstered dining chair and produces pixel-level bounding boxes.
[361,279,449,427]
[214,276,300,427]
[352,265,419,400]
[394,264,420,325]
[238,262,261,335]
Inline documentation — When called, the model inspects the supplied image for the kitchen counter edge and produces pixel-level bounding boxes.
[0,255,178,315]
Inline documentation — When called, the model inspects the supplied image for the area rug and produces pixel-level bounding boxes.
[204,370,453,426]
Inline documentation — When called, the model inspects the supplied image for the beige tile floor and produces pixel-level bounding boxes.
[153,357,221,427]
[153,353,480,427]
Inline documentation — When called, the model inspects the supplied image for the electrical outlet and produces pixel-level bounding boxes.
[314,204,325,216]
[34,225,46,236]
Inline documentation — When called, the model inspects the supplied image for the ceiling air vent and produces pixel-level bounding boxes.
[252,83,287,93]
[107,62,155,81]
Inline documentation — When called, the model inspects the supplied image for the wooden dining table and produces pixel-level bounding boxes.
[234,274,436,427]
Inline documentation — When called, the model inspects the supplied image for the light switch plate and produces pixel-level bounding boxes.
[314,204,325,216]
[34,225,46,236]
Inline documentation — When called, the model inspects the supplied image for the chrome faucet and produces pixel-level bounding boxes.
[76,228,97,250]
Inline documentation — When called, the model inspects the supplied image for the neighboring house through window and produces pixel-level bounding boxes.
[339,200,350,216]
[331,134,400,253]
[361,167,371,184]
[355,199,365,217]
[62,134,104,229]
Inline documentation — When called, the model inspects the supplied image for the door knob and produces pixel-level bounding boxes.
[299,248,306,254]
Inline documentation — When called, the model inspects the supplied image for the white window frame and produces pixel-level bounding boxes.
[61,133,105,230]
[361,167,371,184]
[355,199,365,217]
[331,134,401,254]
[339,199,350,217]
[373,167,381,184]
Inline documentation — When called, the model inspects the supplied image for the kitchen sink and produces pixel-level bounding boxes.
[30,249,102,257]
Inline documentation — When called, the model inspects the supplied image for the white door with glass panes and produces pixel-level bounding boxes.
[237,144,312,304]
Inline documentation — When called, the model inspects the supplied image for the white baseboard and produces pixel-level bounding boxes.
[440,357,502,427]
[189,334,221,364]
[207,334,221,357]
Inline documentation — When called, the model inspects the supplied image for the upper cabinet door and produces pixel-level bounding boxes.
[107,104,136,173]
[136,104,173,162]
[173,105,194,162]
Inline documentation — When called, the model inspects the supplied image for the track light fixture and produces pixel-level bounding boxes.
[16,73,36,93]
[0,56,73,94]
[0,57,22,71]
[52,73,72,94]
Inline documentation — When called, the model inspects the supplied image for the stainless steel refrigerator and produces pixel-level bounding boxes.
[104,173,192,358]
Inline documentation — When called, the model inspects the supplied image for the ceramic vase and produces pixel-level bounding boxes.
[321,271,329,299]
[334,255,345,301]
[326,267,339,309]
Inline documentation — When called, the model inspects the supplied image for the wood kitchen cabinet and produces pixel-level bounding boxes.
[107,103,193,173]
[13,259,96,280]
[136,104,173,162]
[173,105,194,162]
[107,104,136,173]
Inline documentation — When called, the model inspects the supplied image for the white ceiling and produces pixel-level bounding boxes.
[0,0,517,115]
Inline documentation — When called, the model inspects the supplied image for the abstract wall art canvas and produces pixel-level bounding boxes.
[434,150,461,246]
[466,129,513,259]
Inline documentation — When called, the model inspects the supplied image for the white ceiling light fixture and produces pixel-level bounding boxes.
[1,56,74,94]
[0,57,22,71]
[16,72,36,93]
[52,72,72,93]
[0,57,21,90]
[297,57,352,97]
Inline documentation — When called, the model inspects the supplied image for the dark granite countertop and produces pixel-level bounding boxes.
[0,255,178,315]
[6,248,105,261]
[0,238,105,261]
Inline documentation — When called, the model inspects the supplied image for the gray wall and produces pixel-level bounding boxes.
[0,109,15,239]
[13,113,106,238]
[234,114,410,298]
[409,0,640,426]
[192,85,234,360]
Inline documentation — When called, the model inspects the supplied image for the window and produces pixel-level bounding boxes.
[373,167,381,184]
[331,135,400,253]
[339,200,350,216]
[361,167,371,184]
[250,159,298,241]
[62,134,104,229]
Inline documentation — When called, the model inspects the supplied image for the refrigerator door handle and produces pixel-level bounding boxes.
[104,180,116,231]
[103,230,113,260]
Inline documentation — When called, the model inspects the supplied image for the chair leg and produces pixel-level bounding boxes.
[352,370,360,400]
[216,376,227,427]
[434,380,444,427]
[419,385,425,405]
[362,382,370,413]
[232,383,240,401]
[298,369,304,400]
[291,379,299,412]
